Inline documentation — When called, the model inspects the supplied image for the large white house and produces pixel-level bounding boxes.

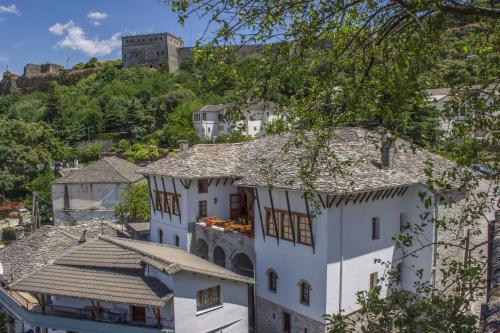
[1,232,252,333]
[51,156,143,224]
[192,101,277,141]
[140,127,457,332]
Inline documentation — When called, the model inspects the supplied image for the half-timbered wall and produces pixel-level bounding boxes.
[253,184,435,325]
[148,175,239,250]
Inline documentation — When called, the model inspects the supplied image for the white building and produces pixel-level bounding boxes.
[427,85,498,139]
[140,127,457,332]
[1,234,252,333]
[192,102,277,141]
[51,156,143,224]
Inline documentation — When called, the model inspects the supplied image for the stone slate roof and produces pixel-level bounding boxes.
[53,156,143,184]
[127,222,151,233]
[140,128,455,194]
[103,236,254,284]
[0,220,128,285]
[6,233,252,307]
[10,265,172,308]
[193,104,227,113]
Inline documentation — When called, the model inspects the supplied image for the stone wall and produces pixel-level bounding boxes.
[0,68,98,96]
[191,223,255,271]
[122,33,184,72]
[256,296,326,333]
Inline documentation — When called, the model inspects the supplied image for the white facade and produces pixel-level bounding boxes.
[149,175,238,249]
[192,104,277,141]
[254,185,433,322]
[147,173,436,329]
[52,182,129,223]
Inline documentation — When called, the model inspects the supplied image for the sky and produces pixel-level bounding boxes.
[0,0,212,75]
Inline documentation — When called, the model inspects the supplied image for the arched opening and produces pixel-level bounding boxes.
[299,280,311,306]
[158,229,163,244]
[231,252,254,277]
[174,234,180,247]
[196,239,209,260]
[213,246,226,268]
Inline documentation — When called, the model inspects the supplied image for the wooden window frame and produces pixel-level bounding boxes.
[198,200,207,218]
[280,212,294,241]
[297,214,313,246]
[196,285,221,311]
[299,281,311,306]
[265,208,277,237]
[268,270,277,293]
[198,179,208,194]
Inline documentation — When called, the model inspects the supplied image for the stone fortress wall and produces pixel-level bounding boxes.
[122,32,184,71]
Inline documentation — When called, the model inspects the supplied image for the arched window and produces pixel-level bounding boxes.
[267,269,277,293]
[174,234,180,247]
[158,229,163,244]
[299,280,311,305]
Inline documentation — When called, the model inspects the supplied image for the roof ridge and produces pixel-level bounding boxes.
[102,157,131,183]
[99,236,254,284]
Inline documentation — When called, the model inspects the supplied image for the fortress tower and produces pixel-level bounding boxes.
[122,32,184,72]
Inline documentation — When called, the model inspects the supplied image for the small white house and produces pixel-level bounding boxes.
[51,157,143,224]
[427,85,498,139]
[140,128,457,332]
[192,102,277,141]
[4,235,252,333]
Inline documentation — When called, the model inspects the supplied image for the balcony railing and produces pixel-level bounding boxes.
[6,290,174,330]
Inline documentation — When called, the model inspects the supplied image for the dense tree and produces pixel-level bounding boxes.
[0,119,66,199]
[114,182,150,222]
[161,100,201,147]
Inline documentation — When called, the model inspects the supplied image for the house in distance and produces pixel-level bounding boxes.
[51,156,143,224]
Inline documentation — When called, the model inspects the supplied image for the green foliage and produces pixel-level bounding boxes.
[0,119,66,198]
[214,131,253,143]
[161,100,201,147]
[114,182,150,222]
[124,141,162,163]
[30,172,57,223]
[79,143,102,163]
[2,227,16,241]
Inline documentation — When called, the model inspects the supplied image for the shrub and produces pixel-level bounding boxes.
[2,227,16,241]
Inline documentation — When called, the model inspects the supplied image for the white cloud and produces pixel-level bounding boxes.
[49,21,75,35]
[49,21,121,57]
[0,4,20,15]
[87,11,107,26]
[0,55,9,63]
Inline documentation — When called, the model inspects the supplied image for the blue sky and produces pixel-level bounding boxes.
[0,0,211,74]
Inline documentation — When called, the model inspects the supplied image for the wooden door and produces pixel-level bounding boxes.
[230,194,239,220]
[131,305,146,322]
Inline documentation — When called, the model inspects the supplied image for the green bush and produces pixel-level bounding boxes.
[2,227,16,241]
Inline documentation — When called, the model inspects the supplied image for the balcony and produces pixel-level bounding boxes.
[196,217,254,239]
[3,289,174,332]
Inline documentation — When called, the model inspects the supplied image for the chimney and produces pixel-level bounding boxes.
[79,230,87,244]
[381,134,395,169]
[178,140,189,152]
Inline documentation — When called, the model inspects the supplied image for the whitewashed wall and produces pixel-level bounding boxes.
[149,175,236,250]
[254,188,328,323]
[254,185,434,322]
[52,183,128,222]
[172,271,249,333]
